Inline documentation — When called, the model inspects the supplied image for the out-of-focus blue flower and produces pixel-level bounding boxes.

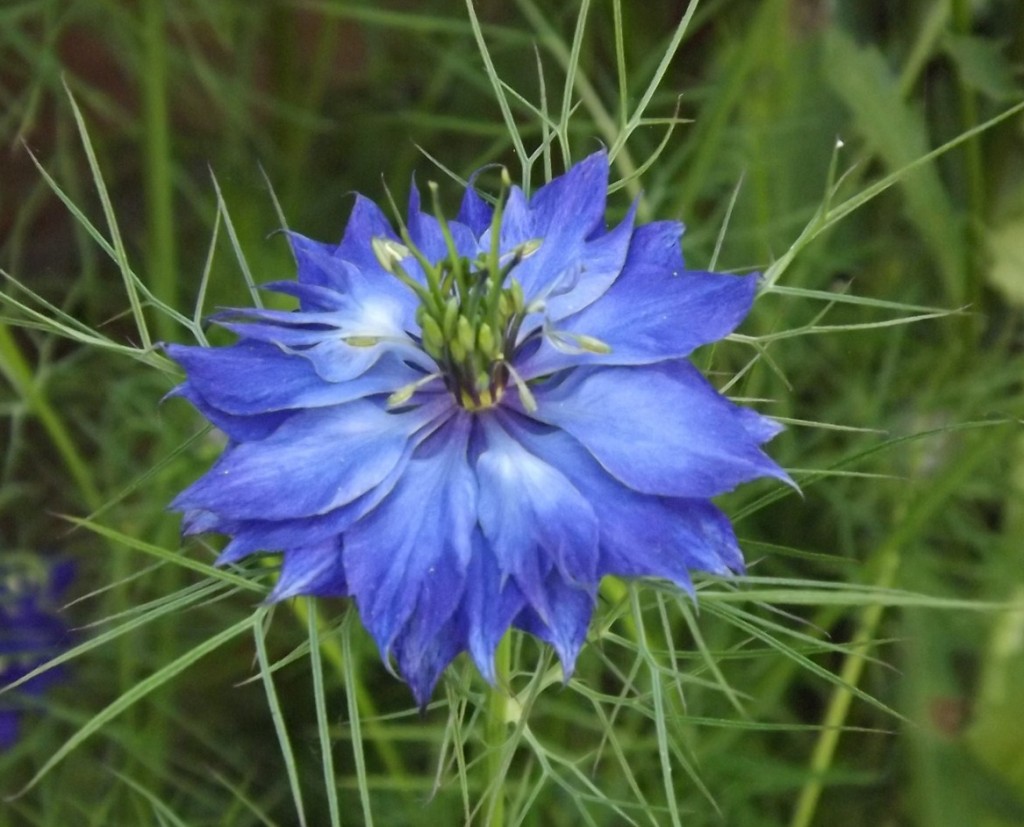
[169,151,788,704]
[0,556,73,749]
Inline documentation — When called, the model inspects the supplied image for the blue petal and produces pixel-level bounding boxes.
[166,342,419,415]
[462,532,524,683]
[527,362,789,497]
[392,610,468,707]
[0,712,20,750]
[213,449,411,564]
[343,414,476,681]
[290,233,350,298]
[599,497,744,583]
[476,416,598,621]
[497,414,745,588]
[336,194,402,274]
[167,382,292,442]
[528,150,609,242]
[268,539,348,601]
[498,187,533,250]
[518,258,758,378]
[455,178,493,235]
[391,530,526,703]
[502,153,611,306]
[513,572,594,677]
[173,399,449,520]
[276,269,418,337]
[542,201,637,322]
[407,183,481,263]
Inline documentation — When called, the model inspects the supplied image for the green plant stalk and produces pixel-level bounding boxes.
[286,599,407,779]
[486,633,512,827]
[136,0,184,765]
[0,322,101,511]
[788,527,901,827]
[789,425,1008,827]
[142,0,177,341]
[307,603,342,827]
[951,0,985,327]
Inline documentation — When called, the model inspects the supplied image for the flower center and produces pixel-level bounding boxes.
[373,172,539,412]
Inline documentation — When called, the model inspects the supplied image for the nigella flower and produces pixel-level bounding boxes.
[1,556,73,749]
[168,151,788,705]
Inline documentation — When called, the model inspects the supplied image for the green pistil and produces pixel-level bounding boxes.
[375,170,611,412]
[375,170,540,412]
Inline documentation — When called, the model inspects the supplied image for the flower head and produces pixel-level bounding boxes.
[169,151,788,704]
[1,556,73,749]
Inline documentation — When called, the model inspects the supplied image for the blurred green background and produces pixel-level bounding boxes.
[1,1,1023,825]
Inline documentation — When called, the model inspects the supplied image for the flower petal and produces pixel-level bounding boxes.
[541,201,637,322]
[462,532,525,683]
[527,362,789,497]
[476,417,598,622]
[268,538,348,601]
[343,414,476,684]
[455,178,493,235]
[166,342,420,415]
[513,572,594,676]
[210,448,407,566]
[173,399,448,520]
[408,183,481,263]
[167,382,291,442]
[528,150,609,241]
[519,245,758,378]
[499,413,745,587]
[336,194,401,275]
[505,152,611,304]
[290,233,350,298]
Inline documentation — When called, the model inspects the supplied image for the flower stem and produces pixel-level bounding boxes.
[486,633,512,827]
[141,0,177,342]
[286,600,407,780]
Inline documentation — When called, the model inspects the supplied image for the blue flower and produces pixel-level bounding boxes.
[1,557,73,749]
[169,151,788,705]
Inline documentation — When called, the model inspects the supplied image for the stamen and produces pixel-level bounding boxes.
[387,373,442,408]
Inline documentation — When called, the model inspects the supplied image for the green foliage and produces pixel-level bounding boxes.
[1,0,1023,824]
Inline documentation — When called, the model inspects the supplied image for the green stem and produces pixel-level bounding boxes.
[789,425,1007,827]
[788,528,901,827]
[286,600,407,779]
[486,634,512,827]
[141,0,177,341]
[0,323,101,511]
[951,0,985,333]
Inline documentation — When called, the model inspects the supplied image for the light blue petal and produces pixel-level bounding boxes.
[455,178,493,235]
[268,539,348,600]
[173,399,450,520]
[343,414,476,677]
[476,417,599,622]
[407,183,481,263]
[518,264,758,378]
[167,342,420,415]
[527,362,789,497]
[336,194,401,275]
[497,414,745,587]
[513,572,594,677]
